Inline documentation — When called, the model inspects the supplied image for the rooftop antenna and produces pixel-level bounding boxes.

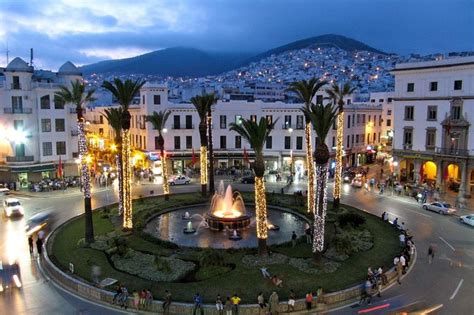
[30,48,34,67]
[6,41,9,64]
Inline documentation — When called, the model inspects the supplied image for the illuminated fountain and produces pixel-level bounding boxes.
[205,181,250,230]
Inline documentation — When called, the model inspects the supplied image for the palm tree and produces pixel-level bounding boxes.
[102,78,145,230]
[103,107,124,215]
[205,94,218,194]
[287,78,327,214]
[303,103,338,260]
[190,95,211,197]
[146,111,171,200]
[230,117,277,255]
[55,80,96,243]
[325,82,356,209]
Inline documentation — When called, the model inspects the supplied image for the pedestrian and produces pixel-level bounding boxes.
[162,290,172,314]
[291,231,297,247]
[112,283,122,304]
[139,289,147,310]
[381,211,386,221]
[396,260,403,284]
[216,294,224,315]
[257,292,266,314]
[268,291,279,315]
[288,289,296,312]
[316,286,324,304]
[400,254,407,273]
[260,266,271,278]
[28,235,34,255]
[145,289,153,310]
[132,290,139,310]
[305,227,312,244]
[428,245,435,264]
[305,291,313,310]
[231,293,241,315]
[36,237,43,257]
[225,297,233,315]
[393,217,399,228]
[400,222,406,232]
[38,229,45,241]
[378,266,388,285]
[193,292,203,315]
[399,232,406,247]
[359,277,372,305]
[120,285,129,309]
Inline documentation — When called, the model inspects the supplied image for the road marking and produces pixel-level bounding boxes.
[439,236,456,251]
[449,279,464,300]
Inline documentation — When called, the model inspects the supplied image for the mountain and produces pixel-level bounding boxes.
[82,34,385,77]
[81,47,253,77]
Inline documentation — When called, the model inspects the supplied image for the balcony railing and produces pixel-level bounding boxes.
[172,124,195,129]
[435,147,470,156]
[11,83,21,90]
[32,82,62,89]
[6,156,34,162]
[295,123,305,130]
[4,107,33,114]
[403,143,412,150]
[71,130,79,136]
[139,124,146,130]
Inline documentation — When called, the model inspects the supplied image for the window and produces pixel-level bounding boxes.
[403,128,413,147]
[368,115,371,122]
[185,115,193,129]
[404,106,414,120]
[351,134,354,145]
[430,81,438,91]
[373,132,376,143]
[356,135,359,143]
[361,134,365,144]
[174,136,181,150]
[266,115,273,125]
[235,115,243,126]
[12,76,20,89]
[55,119,65,132]
[42,142,52,156]
[173,115,180,129]
[454,80,463,90]
[427,106,437,121]
[407,83,414,92]
[347,115,351,128]
[386,119,392,127]
[356,114,360,124]
[266,136,272,149]
[220,115,227,129]
[332,136,335,148]
[284,136,291,149]
[316,95,323,105]
[56,141,66,155]
[99,115,104,124]
[154,95,161,105]
[387,109,392,115]
[352,114,355,126]
[346,135,350,148]
[362,114,366,124]
[379,99,384,103]
[54,95,64,109]
[220,136,227,149]
[41,119,51,132]
[142,95,145,104]
[296,136,303,150]
[99,128,104,134]
[186,136,192,149]
[250,115,257,122]
[379,115,382,126]
[40,95,50,109]
[284,115,292,128]
[154,137,159,150]
[426,128,436,149]
[11,96,22,109]
[451,105,462,120]
[296,115,304,129]
[235,135,241,149]
[14,120,23,130]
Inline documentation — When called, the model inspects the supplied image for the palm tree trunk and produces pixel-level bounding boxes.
[200,146,208,197]
[305,122,315,213]
[78,121,94,243]
[207,115,215,194]
[333,111,344,209]
[116,153,123,215]
[122,129,133,230]
[160,147,170,200]
[313,160,329,261]
[254,155,268,255]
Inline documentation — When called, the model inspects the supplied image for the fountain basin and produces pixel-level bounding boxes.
[205,212,251,231]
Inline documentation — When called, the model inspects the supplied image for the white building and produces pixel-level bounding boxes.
[0,57,83,185]
[391,56,474,197]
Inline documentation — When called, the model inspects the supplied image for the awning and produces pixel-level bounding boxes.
[10,163,56,173]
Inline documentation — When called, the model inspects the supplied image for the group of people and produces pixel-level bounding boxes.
[28,229,45,257]
[359,266,388,305]
[112,284,155,311]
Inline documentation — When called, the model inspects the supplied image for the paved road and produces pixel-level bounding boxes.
[0,178,472,314]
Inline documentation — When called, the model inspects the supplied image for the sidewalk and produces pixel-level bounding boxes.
[9,185,110,199]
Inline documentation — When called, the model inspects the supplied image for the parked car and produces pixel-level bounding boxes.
[422,202,456,215]
[25,211,55,236]
[343,172,355,183]
[168,175,191,185]
[3,198,24,218]
[0,185,10,195]
[351,177,363,188]
[459,214,474,227]
[241,176,255,184]
[0,260,22,292]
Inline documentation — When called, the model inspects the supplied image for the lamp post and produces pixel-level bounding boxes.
[288,128,294,176]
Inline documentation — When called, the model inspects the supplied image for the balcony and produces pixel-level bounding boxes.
[11,83,21,90]
[71,130,79,136]
[6,156,34,163]
[295,123,305,130]
[435,147,470,156]
[4,107,33,114]
[403,144,412,150]
[139,124,146,130]
[32,82,62,89]
[172,124,195,130]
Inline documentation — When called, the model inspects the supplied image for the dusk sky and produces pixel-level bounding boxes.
[0,0,473,70]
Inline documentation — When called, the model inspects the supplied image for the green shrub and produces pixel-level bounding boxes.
[337,212,366,228]
[199,249,226,267]
[334,232,353,254]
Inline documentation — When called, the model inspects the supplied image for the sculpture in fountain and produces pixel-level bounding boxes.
[205,181,251,230]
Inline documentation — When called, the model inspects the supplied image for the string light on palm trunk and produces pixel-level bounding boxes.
[162,152,170,195]
[200,146,208,185]
[333,112,344,201]
[116,154,123,215]
[313,162,328,252]
[122,129,133,230]
[78,122,91,199]
[305,123,315,213]
[255,177,268,240]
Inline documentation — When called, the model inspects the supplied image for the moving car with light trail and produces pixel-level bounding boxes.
[422,202,456,215]
[460,214,474,227]
[25,211,55,235]
[168,175,191,185]
[0,261,22,292]
[3,198,24,217]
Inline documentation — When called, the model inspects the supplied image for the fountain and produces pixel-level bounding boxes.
[205,181,251,230]
[229,229,242,241]
[182,211,191,220]
[183,221,196,234]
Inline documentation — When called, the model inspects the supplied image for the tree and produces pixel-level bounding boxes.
[55,80,96,243]
[205,94,218,194]
[287,78,327,214]
[102,78,146,230]
[146,110,171,200]
[103,107,124,214]
[230,117,277,255]
[325,82,356,209]
[303,103,338,260]
[190,95,211,197]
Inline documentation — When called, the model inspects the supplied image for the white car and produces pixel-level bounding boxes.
[3,198,24,217]
[422,202,456,215]
[0,186,9,195]
[168,175,191,185]
[460,215,474,227]
[351,177,363,188]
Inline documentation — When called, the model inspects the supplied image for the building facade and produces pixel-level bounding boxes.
[391,56,474,197]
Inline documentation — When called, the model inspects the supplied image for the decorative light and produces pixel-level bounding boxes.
[110,144,117,152]
[313,162,328,252]
[116,154,123,215]
[200,146,208,185]
[305,123,315,213]
[78,122,91,199]
[333,112,344,203]
[255,177,268,240]
[162,151,170,196]
[122,129,133,230]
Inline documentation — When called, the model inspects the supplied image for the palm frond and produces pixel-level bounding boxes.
[303,103,338,143]
[229,117,278,155]
[287,78,327,108]
[102,78,145,110]
[146,110,170,136]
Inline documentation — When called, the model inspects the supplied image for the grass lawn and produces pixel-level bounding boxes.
[50,193,400,303]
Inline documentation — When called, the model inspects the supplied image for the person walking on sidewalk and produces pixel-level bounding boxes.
[428,244,435,264]
[28,235,34,255]
[36,237,43,257]
[162,290,172,314]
